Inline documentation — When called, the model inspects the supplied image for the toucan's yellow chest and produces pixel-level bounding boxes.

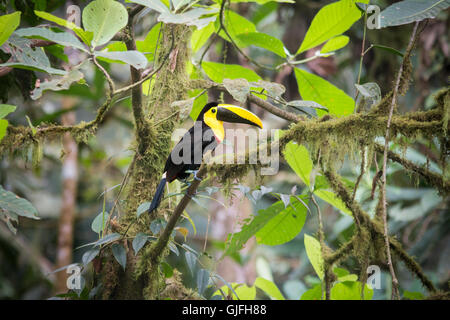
[204,116,224,142]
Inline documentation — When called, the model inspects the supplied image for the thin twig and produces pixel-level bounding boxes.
[380,21,420,300]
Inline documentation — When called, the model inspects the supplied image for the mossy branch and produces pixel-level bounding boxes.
[150,164,207,262]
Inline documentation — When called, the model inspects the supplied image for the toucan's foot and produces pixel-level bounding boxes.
[193,170,203,182]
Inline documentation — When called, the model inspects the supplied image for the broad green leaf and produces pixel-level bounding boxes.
[297,0,368,54]
[380,0,450,28]
[215,10,256,43]
[371,44,404,57]
[161,261,173,278]
[197,269,210,295]
[132,232,149,255]
[0,104,16,119]
[223,0,294,4]
[254,277,285,300]
[137,22,162,61]
[294,67,355,117]
[82,248,100,266]
[0,185,39,220]
[215,283,256,300]
[0,12,21,46]
[330,281,373,300]
[91,211,109,234]
[0,119,8,142]
[111,243,127,270]
[255,196,308,246]
[320,35,349,54]
[202,61,261,83]
[333,267,358,282]
[189,89,208,120]
[191,21,214,53]
[185,251,197,275]
[31,69,84,100]
[94,50,148,69]
[300,283,323,300]
[82,0,128,47]
[34,10,93,46]
[403,290,425,300]
[94,232,121,246]
[283,141,313,186]
[15,27,87,51]
[304,234,324,280]
[158,7,218,29]
[315,189,352,216]
[136,201,151,217]
[224,199,290,256]
[235,32,286,57]
[128,0,170,13]
[0,34,67,75]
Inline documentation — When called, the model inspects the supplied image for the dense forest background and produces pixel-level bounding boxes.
[0,0,448,300]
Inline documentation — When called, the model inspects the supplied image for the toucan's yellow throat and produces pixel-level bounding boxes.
[203,103,263,142]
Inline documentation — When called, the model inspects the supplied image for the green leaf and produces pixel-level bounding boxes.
[132,232,149,255]
[202,61,261,83]
[0,104,16,119]
[330,281,373,300]
[191,21,214,53]
[294,67,355,117]
[304,234,324,280]
[34,10,93,46]
[0,185,39,220]
[82,0,128,47]
[91,211,109,234]
[284,142,313,186]
[255,196,308,246]
[254,277,285,300]
[82,248,100,266]
[161,261,173,278]
[235,32,286,57]
[185,251,197,275]
[128,0,170,13]
[31,69,84,100]
[315,189,352,216]
[94,50,148,69]
[371,44,404,57]
[15,27,87,51]
[0,12,21,46]
[0,119,7,142]
[403,290,425,300]
[300,283,323,300]
[0,34,67,75]
[380,0,450,28]
[189,89,208,120]
[136,22,162,61]
[215,283,256,300]
[94,232,121,246]
[320,35,349,54]
[136,201,151,218]
[225,0,294,3]
[197,269,210,295]
[158,7,218,30]
[297,0,367,54]
[111,243,127,270]
[215,10,256,43]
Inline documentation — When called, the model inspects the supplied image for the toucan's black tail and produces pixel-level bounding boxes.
[149,177,167,213]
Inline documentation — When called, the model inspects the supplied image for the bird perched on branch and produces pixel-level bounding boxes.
[148,102,263,213]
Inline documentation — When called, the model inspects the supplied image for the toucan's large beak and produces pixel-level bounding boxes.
[216,104,263,129]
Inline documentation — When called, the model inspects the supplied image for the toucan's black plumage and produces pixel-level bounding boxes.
[148,102,263,213]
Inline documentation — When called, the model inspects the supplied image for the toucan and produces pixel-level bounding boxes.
[148,102,263,213]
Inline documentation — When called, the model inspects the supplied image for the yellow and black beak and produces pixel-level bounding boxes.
[216,104,263,129]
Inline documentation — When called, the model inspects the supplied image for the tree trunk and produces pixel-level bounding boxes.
[98,24,194,300]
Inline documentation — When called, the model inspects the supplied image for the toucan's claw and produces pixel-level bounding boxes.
[193,170,203,182]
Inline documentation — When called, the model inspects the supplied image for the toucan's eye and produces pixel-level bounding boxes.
[212,108,216,113]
